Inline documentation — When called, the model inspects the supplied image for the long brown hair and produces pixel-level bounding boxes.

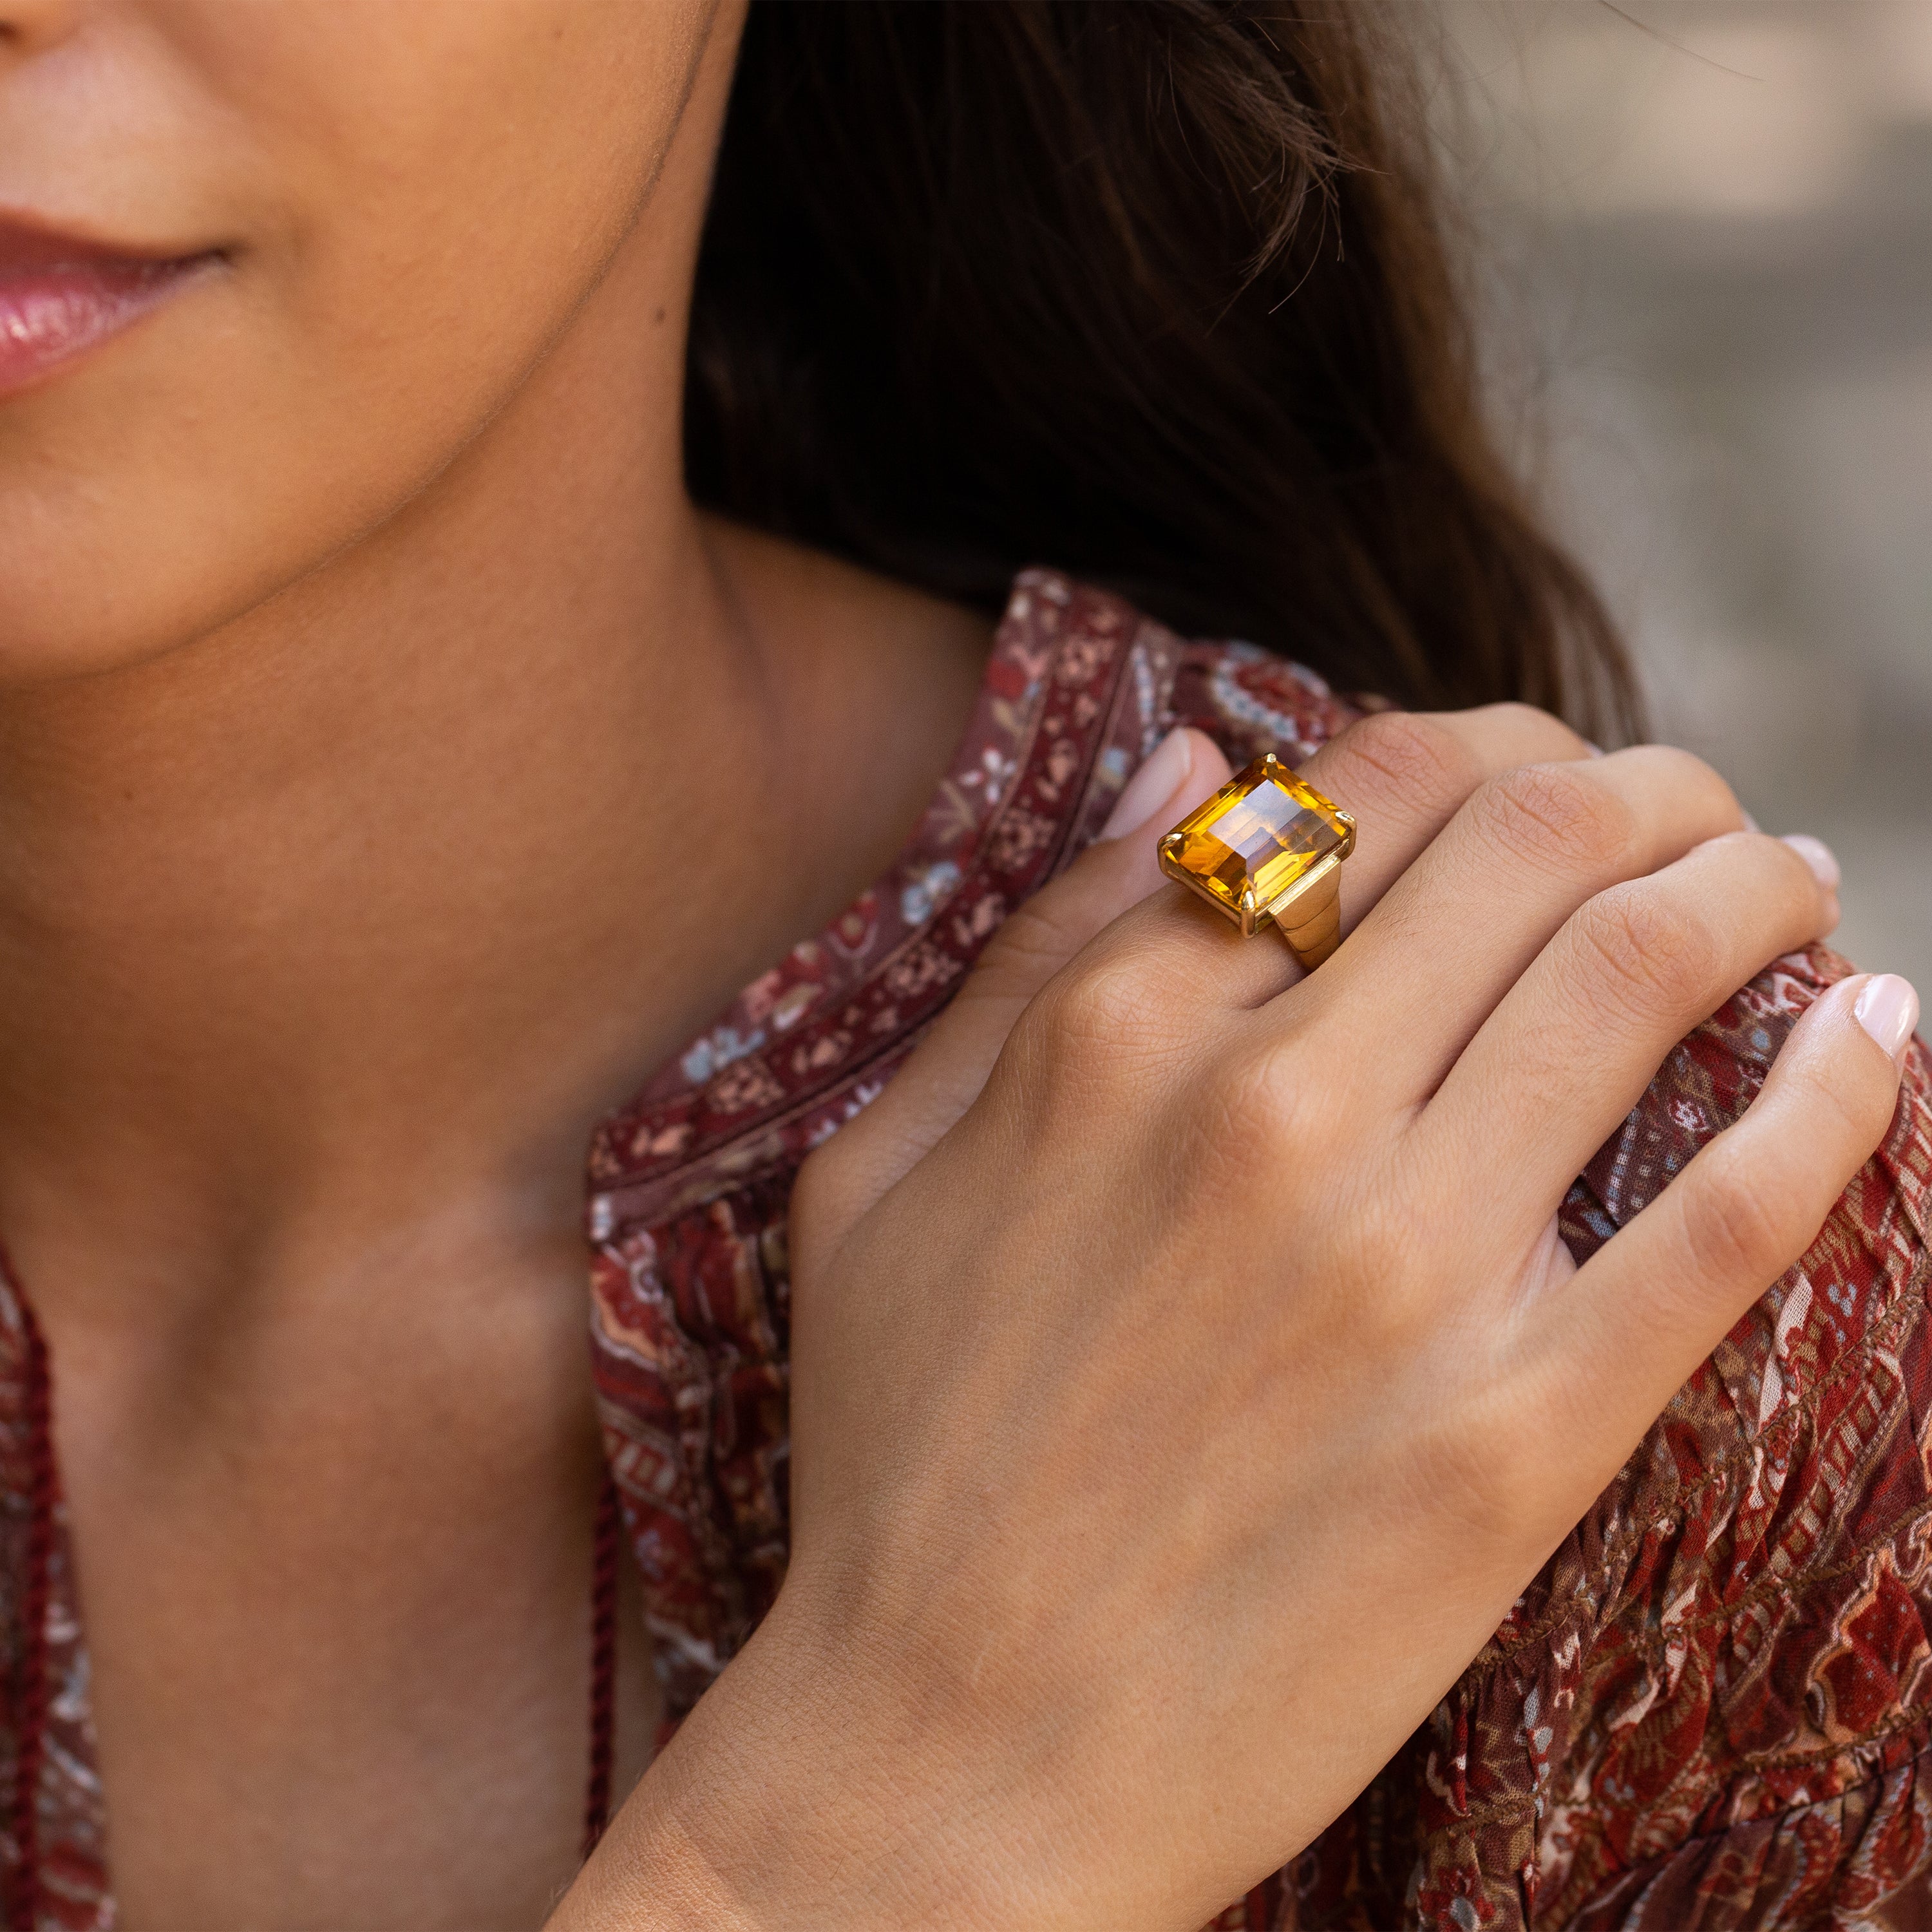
[686,0,1638,737]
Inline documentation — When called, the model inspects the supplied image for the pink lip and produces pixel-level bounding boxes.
[0,221,218,397]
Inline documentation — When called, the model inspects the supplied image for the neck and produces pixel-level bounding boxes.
[0,191,887,1311]
[6,368,717,1182]
[0,9,994,1329]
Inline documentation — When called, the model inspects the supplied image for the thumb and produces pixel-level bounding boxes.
[796,728,1232,1253]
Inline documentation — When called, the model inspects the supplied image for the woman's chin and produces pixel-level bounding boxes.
[0,522,285,693]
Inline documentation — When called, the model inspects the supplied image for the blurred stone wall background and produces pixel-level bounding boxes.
[1435,0,1932,991]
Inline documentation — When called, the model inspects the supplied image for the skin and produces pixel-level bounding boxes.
[0,0,988,1925]
[0,1,1912,1929]
[567,720,1906,1932]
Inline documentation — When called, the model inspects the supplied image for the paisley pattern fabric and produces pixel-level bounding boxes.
[0,570,1927,1928]
[583,572,1932,1931]
[0,1283,101,1932]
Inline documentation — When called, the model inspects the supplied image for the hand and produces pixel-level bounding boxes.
[560,708,1912,1932]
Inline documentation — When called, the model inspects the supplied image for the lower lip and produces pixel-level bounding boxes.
[0,256,215,398]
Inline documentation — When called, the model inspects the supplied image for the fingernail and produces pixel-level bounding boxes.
[1854,974,1920,1066]
[1782,833,1841,891]
[1099,728,1194,841]
[1583,740,1606,758]
[1741,809,1761,833]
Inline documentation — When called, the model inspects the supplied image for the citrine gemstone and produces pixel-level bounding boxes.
[1161,755,1350,919]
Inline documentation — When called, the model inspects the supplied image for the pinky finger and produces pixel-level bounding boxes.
[1526,971,1918,1466]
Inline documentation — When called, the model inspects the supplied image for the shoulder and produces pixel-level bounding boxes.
[1164,632,1367,765]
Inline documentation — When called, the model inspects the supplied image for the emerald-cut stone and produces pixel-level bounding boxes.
[1159,753,1351,923]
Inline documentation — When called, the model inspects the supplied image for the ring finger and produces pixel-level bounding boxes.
[1421,824,1838,1231]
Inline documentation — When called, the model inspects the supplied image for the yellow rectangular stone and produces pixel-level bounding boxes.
[1159,753,1350,922]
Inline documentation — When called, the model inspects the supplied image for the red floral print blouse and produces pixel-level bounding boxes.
[2,571,1929,1930]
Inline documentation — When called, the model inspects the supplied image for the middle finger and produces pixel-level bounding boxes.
[1289,744,1761,1100]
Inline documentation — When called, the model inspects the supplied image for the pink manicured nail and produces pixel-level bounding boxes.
[1741,809,1762,833]
[1099,728,1194,841]
[1782,833,1841,891]
[1854,974,1920,1066]
[1583,740,1606,758]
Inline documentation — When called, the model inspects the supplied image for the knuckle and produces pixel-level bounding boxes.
[1029,948,1166,1056]
[1341,1215,1423,1326]
[998,941,1192,1122]
[972,898,1088,1002]
[1633,742,1741,821]
[1762,829,1832,911]
[1199,1041,1317,1160]
[1473,762,1636,878]
[1700,831,1820,932]
[1680,1144,1799,1290]
[1774,1036,1891,1161]
[1328,710,1479,817]
[1405,1401,1530,1544]
[1795,1066,1881,1155]
[1567,882,1719,1019]
[1478,699,1589,760]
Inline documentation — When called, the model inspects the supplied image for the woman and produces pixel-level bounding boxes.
[0,2,1920,1928]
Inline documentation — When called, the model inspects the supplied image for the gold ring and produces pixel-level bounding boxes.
[1157,752,1356,970]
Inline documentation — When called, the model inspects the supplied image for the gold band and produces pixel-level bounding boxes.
[1268,860,1342,970]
